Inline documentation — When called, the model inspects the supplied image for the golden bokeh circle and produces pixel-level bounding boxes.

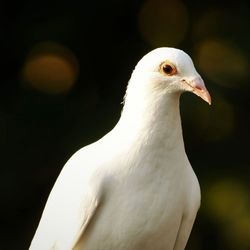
[138,0,188,47]
[21,42,79,94]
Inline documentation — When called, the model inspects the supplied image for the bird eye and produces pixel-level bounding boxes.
[161,62,177,76]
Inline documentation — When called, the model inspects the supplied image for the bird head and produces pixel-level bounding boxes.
[130,47,211,105]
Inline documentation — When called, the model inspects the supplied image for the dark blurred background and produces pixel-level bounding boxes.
[1,0,250,249]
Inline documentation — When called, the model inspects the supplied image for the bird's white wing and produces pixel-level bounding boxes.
[70,183,103,250]
[173,213,197,250]
[30,145,106,250]
[173,166,200,250]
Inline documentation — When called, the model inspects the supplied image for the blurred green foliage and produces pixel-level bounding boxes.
[1,0,250,249]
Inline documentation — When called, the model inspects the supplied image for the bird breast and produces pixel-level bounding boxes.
[81,150,191,250]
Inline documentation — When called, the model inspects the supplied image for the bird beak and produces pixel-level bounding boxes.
[182,77,211,105]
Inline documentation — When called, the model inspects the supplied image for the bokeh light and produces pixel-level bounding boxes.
[204,178,250,249]
[138,0,188,47]
[196,39,248,88]
[21,42,79,94]
[205,179,248,222]
[226,214,250,250]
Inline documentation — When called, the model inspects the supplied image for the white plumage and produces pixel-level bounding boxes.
[30,47,211,250]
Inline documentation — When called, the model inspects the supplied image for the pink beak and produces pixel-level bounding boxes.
[182,77,211,105]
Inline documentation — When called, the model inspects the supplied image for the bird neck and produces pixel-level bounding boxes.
[115,85,185,152]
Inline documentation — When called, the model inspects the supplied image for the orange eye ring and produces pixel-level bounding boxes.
[160,62,177,76]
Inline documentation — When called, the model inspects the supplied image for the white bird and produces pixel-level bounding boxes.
[30,47,211,250]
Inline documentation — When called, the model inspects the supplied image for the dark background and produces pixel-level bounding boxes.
[1,0,250,249]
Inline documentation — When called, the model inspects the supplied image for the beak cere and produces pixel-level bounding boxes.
[182,77,211,105]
